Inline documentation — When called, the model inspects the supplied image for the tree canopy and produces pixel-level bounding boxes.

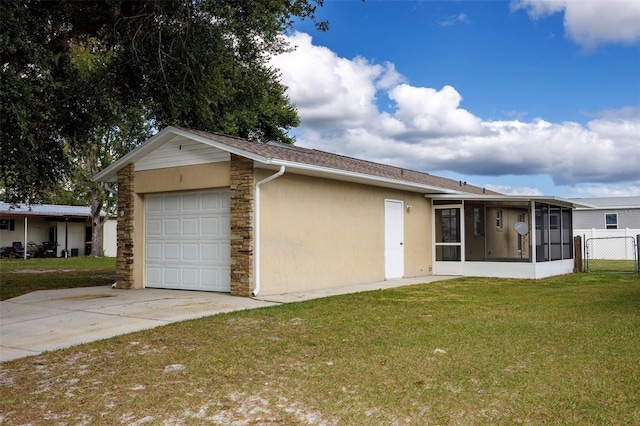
[1,0,326,203]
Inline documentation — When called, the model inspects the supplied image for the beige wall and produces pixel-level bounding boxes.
[486,207,529,259]
[258,171,432,295]
[135,162,230,193]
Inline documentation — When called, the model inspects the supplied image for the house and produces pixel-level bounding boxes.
[0,203,117,258]
[571,196,640,234]
[93,126,588,297]
[571,196,640,262]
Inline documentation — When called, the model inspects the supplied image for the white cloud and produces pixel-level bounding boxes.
[271,32,640,192]
[485,185,544,196]
[383,84,484,137]
[567,185,640,198]
[270,32,403,129]
[512,0,640,49]
[439,13,470,27]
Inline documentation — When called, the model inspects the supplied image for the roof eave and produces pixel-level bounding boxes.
[267,159,455,194]
[429,194,593,208]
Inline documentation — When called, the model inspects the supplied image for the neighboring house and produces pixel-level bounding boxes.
[0,203,117,258]
[571,196,640,261]
[571,197,640,234]
[94,126,588,297]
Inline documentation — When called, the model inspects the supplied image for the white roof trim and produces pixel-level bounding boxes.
[0,202,103,218]
[266,159,453,194]
[429,193,593,208]
[574,205,640,210]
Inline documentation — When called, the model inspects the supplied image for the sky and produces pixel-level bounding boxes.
[269,0,640,199]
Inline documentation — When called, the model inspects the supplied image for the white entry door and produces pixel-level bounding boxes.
[145,190,231,292]
[385,199,404,279]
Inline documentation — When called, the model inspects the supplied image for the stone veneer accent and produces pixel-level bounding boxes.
[116,163,135,289]
[230,154,255,296]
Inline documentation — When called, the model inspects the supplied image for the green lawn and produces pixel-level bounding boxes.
[0,257,116,300]
[585,258,638,273]
[1,273,639,425]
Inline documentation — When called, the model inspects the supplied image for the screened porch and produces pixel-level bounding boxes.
[431,196,580,279]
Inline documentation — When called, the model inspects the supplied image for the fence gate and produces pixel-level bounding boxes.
[584,236,639,273]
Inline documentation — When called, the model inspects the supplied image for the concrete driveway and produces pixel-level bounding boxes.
[1,276,453,362]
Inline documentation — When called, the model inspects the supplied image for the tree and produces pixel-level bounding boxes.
[1,0,326,254]
[1,0,326,202]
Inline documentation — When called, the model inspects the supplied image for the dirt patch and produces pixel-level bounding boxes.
[56,293,116,300]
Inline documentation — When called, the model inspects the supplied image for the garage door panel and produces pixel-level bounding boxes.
[146,243,163,260]
[164,195,180,211]
[145,190,231,292]
[201,268,230,291]
[201,243,218,261]
[182,193,200,211]
[164,219,180,235]
[202,217,220,235]
[182,243,199,261]
[165,244,180,260]
[182,268,199,286]
[146,267,162,285]
[221,245,231,261]
[164,268,180,285]
[182,218,199,235]
[221,217,230,237]
[147,197,163,213]
[202,191,225,210]
[146,219,162,236]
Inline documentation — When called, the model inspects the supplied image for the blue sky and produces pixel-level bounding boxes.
[270,0,640,198]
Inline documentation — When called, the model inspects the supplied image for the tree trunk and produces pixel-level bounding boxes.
[90,186,105,257]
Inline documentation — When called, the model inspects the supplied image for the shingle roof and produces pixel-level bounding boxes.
[180,128,498,196]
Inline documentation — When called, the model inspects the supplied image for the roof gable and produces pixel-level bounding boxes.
[135,135,229,171]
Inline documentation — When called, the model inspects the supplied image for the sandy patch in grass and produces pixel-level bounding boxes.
[163,391,336,425]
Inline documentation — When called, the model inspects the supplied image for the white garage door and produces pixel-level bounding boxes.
[145,190,231,292]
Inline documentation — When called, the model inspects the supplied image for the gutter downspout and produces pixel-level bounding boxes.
[253,165,285,297]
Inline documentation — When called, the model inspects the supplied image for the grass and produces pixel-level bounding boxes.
[585,258,638,273]
[0,257,116,300]
[1,273,639,424]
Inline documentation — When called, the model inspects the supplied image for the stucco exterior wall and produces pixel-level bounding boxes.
[135,162,230,193]
[257,171,432,295]
[486,208,529,260]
